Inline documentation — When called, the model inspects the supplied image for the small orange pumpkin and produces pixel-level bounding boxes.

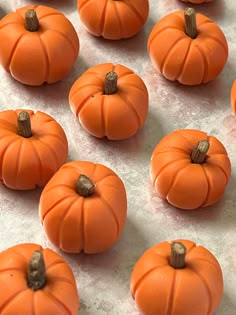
[39,160,127,253]
[0,5,79,86]
[130,240,223,315]
[150,129,231,210]
[148,8,228,85]
[69,63,149,140]
[230,80,236,114]
[0,243,79,314]
[77,0,149,40]
[181,0,214,3]
[0,109,68,190]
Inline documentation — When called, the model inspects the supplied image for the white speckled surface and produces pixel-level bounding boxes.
[0,0,236,314]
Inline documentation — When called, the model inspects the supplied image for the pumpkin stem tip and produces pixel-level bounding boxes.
[184,7,197,39]
[18,111,32,138]
[76,174,95,197]
[191,139,210,164]
[170,242,186,269]
[27,250,46,291]
[104,71,118,95]
[25,9,39,32]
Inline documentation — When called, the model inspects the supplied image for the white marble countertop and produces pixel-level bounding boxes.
[0,0,235,314]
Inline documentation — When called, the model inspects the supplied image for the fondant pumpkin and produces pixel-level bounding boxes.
[39,160,127,253]
[0,5,79,86]
[130,240,223,315]
[0,109,68,190]
[77,0,149,40]
[230,80,236,114]
[69,63,149,140]
[0,243,79,314]
[181,0,213,3]
[148,8,228,85]
[150,129,231,209]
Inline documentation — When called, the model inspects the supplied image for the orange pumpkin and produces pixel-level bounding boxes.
[77,0,149,40]
[0,5,79,86]
[0,109,68,190]
[69,63,149,140]
[130,239,223,315]
[39,160,127,253]
[150,129,231,210]
[0,243,79,314]
[181,0,213,3]
[230,80,236,114]
[148,8,228,85]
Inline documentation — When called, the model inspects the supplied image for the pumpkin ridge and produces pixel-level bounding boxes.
[120,82,147,95]
[36,12,63,21]
[59,196,83,251]
[100,95,106,137]
[41,194,75,221]
[203,34,228,56]
[188,257,222,271]
[93,173,117,185]
[0,288,29,313]
[132,265,167,297]
[113,68,134,80]
[42,290,73,315]
[45,259,65,270]
[153,158,189,187]
[117,92,141,129]
[190,268,213,315]
[43,183,75,195]
[36,138,60,168]
[166,164,194,200]
[75,95,94,117]
[0,117,17,130]
[100,0,109,38]
[38,35,49,83]
[40,133,68,149]
[99,195,120,238]
[161,36,187,76]
[153,147,190,155]
[194,43,208,83]
[30,140,43,187]
[14,138,25,188]
[166,270,176,315]
[148,26,183,52]
[199,164,210,207]
[8,32,27,72]
[204,163,229,184]
[175,39,192,81]
[80,198,85,252]
[69,83,103,99]
[112,1,122,39]
[124,0,147,25]
[176,130,207,147]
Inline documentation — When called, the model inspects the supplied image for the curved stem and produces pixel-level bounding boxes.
[184,8,197,39]
[18,111,32,138]
[25,9,39,32]
[27,250,46,291]
[76,174,95,197]
[170,242,186,269]
[191,140,210,164]
[104,71,118,95]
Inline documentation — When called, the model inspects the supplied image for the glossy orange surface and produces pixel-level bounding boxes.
[39,160,127,253]
[148,10,228,85]
[77,0,149,40]
[130,239,223,315]
[0,5,79,85]
[150,129,231,210]
[0,109,68,190]
[0,243,79,315]
[69,63,149,140]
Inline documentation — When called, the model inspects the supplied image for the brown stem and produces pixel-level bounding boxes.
[191,140,209,164]
[104,71,118,95]
[18,111,32,138]
[25,9,39,32]
[170,242,186,269]
[76,174,95,197]
[184,8,197,39]
[27,250,46,291]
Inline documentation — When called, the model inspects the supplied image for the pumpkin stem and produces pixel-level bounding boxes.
[184,8,197,39]
[191,140,209,164]
[25,9,39,32]
[170,242,186,269]
[76,174,95,197]
[104,71,118,95]
[27,250,46,291]
[18,111,32,138]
